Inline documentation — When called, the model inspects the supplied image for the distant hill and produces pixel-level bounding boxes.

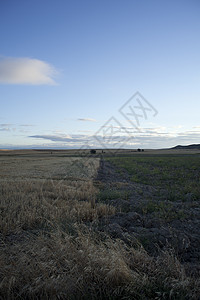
[171,144,200,150]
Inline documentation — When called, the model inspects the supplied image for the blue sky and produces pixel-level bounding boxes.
[0,0,200,149]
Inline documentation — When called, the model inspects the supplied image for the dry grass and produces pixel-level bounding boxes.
[0,156,100,181]
[1,228,199,299]
[0,176,115,235]
[0,153,200,299]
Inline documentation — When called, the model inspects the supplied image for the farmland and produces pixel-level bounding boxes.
[102,154,200,263]
[0,150,200,299]
[107,155,200,200]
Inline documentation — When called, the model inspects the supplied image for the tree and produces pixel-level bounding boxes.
[90,149,96,154]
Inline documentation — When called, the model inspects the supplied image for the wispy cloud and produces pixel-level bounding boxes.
[0,123,13,127]
[78,130,92,133]
[0,56,58,85]
[0,128,10,131]
[20,124,34,127]
[28,130,200,149]
[29,134,88,143]
[77,118,97,122]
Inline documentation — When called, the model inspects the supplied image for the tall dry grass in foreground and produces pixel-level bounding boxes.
[0,179,114,234]
[0,179,199,299]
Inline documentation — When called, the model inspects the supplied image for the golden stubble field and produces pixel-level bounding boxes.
[0,153,113,234]
[0,152,100,181]
[0,150,199,299]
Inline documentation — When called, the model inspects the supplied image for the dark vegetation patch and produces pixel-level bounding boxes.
[96,155,200,278]
[108,155,200,201]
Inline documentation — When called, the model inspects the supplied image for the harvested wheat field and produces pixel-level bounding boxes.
[0,150,200,299]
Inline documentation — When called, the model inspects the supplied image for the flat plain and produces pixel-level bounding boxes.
[0,149,200,299]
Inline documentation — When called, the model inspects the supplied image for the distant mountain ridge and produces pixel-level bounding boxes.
[172,144,200,150]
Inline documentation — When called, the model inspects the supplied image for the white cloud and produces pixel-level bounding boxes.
[29,134,80,142]
[77,118,97,122]
[0,56,58,85]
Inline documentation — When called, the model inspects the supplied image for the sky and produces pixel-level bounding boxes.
[0,0,200,149]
